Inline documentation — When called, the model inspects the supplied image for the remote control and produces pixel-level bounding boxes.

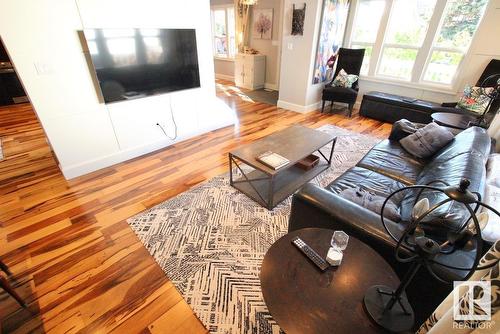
[291,236,329,271]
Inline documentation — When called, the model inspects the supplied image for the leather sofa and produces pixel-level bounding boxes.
[288,126,492,325]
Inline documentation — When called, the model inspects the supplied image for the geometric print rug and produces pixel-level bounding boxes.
[127,125,380,334]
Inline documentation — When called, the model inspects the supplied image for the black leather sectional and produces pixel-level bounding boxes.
[288,126,492,324]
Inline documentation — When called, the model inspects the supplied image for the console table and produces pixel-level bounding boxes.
[260,228,401,334]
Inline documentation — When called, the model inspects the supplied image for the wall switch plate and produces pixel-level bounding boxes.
[287,43,293,50]
[34,62,54,75]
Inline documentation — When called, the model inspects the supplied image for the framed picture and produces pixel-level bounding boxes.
[253,9,273,40]
[312,0,351,84]
[292,3,306,36]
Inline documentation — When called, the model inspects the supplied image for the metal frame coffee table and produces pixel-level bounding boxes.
[229,125,336,209]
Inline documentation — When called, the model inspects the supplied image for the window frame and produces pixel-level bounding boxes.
[346,0,488,91]
[210,5,236,61]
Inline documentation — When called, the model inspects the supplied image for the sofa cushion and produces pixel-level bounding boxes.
[327,166,407,204]
[400,127,491,237]
[426,126,491,164]
[400,122,454,159]
[357,139,425,185]
[339,186,401,221]
[389,119,425,141]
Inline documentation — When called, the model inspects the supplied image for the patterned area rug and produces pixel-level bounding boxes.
[127,125,380,333]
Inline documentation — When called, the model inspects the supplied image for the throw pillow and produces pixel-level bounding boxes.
[480,184,500,242]
[331,69,359,88]
[339,186,401,222]
[400,122,454,159]
[456,85,494,114]
[389,119,426,141]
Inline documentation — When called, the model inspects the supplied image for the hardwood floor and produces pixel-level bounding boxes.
[0,80,391,333]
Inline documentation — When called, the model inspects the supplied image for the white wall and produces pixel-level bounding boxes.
[278,0,500,112]
[0,0,234,179]
[277,0,323,112]
[248,0,283,90]
[214,59,235,80]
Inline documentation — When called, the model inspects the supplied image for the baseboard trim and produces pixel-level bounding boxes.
[215,73,235,81]
[277,100,322,113]
[264,83,278,91]
[61,121,235,179]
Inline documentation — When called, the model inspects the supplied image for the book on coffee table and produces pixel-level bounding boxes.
[257,151,290,170]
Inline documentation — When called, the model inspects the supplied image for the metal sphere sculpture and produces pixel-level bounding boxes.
[363,178,500,332]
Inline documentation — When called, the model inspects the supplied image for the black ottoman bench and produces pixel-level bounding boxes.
[359,91,463,124]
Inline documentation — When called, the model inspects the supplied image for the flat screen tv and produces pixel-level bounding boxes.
[83,28,200,103]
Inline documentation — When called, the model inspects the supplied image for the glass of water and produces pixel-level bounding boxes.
[331,231,349,251]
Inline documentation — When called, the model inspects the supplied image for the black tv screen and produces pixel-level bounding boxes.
[84,28,200,103]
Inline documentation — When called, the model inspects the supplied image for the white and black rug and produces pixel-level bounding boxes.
[127,125,380,334]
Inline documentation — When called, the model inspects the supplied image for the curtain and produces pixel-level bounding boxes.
[488,113,500,152]
[417,240,499,334]
[234,0,252,53]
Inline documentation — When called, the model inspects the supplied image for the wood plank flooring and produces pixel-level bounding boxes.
[0,80,391,333]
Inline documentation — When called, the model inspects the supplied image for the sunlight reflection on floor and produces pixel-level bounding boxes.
[216,83,255,103]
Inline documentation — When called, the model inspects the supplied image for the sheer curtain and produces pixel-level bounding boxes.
[234,1,252,53]
[488,113,500,152]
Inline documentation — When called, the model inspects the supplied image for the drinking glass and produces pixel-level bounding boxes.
[331,231,349,251]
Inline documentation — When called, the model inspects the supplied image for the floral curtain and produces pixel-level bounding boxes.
[417,240,499,334]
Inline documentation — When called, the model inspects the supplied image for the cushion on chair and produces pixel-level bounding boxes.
[322,86,358,103]
[331,69,359,88]
[456,85,494,114]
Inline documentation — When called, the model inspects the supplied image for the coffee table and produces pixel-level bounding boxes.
[260,228,401,334]
[229,125,336,209]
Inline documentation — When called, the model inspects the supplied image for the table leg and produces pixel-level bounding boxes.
[229,153,233,186]
[268,176,274,209]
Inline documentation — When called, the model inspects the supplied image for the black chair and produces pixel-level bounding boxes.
[441,59,500,122]
[321,48,365,117]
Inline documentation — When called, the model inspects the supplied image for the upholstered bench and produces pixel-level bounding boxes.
[359,91,465,124]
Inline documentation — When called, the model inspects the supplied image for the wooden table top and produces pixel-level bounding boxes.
[229,125,335,175]
[431,112,478,130]
[260,228,400,334]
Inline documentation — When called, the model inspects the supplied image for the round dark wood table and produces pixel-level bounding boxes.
[260,228,400,334]
[431,112,477,130]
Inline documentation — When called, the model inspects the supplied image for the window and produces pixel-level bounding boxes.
[422,0,488,84]
[348,0,488,87]
[350,0,386,75]
[211,6,236,59]
[378,0,437,80]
